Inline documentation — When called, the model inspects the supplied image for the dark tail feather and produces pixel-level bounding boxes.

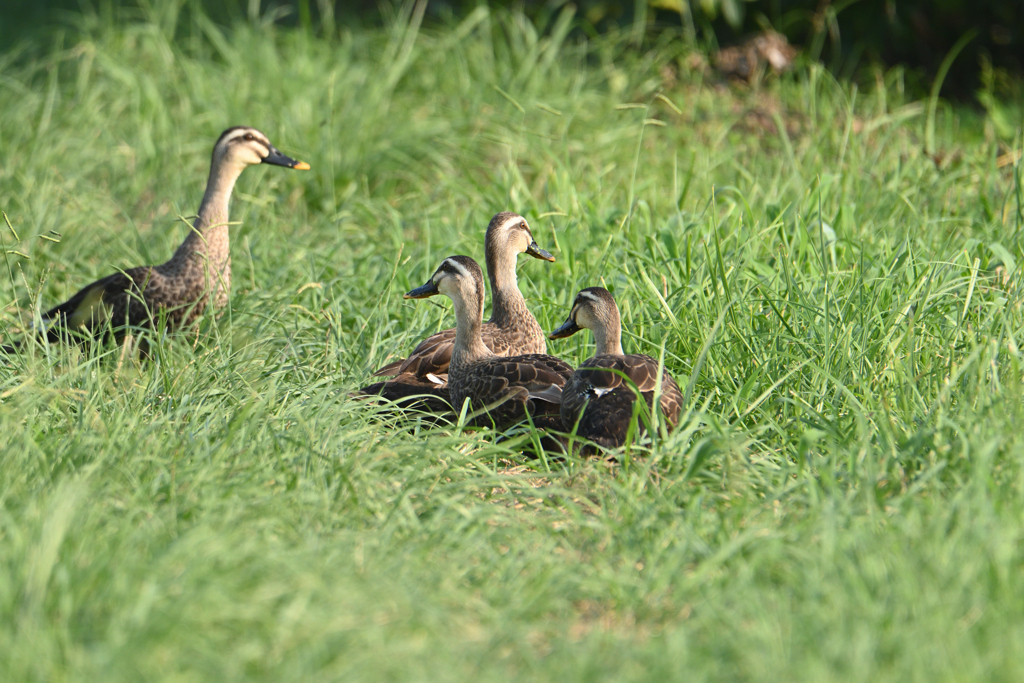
[358,377,452,414]
[3,329,61,354]
[371,358,407,378]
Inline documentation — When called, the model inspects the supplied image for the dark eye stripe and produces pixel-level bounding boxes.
[230,135,270,155]
[440,258,472,279]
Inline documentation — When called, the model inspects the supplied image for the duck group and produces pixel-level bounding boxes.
[2,126,682,455]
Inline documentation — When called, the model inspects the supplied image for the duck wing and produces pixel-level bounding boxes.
[372,326,457,378]
[562,354,683,449]
[357,373,452,414]
[487,354,573,390]
[569,354,662,392]
[373,321,516,379]
[455,353,573,427]
[41,266,162,341]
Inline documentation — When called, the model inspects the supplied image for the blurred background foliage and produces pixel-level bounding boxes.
[2,0,1022,101]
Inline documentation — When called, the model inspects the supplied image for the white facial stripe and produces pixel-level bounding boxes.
[577,291,600,305]
[496,215,526,235]
[441,258,471,281]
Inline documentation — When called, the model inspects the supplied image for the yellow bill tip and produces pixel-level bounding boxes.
[293,161,311,171]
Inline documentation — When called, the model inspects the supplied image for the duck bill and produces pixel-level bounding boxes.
[404,281,440,299]
[263,147,310,170]
[548,317,581,339]
[525,241,555,262]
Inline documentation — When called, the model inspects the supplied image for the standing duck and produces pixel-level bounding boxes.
[549,287,683,450]
[404,255,572,429]
[3,126,308,351]
[361,212,554,409]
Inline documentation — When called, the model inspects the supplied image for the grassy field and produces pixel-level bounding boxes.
[2,2,1024,680]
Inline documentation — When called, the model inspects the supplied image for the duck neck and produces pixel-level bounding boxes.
[452,287,493,366]
[172,159,244,272]
[486,249,529,326]
[593,324,623,357]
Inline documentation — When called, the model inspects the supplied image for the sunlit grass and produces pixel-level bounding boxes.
[2,2,1024,680]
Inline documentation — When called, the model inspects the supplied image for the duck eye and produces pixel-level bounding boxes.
[244,133,254,141]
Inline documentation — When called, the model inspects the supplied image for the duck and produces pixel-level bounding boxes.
[549,287,682,451]
[404,255,572,430]
[2,126,308,352]
[360,212,554,409]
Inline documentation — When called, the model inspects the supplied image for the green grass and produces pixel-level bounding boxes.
[2,2,1024,680]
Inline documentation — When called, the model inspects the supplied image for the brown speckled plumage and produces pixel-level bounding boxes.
[550,287,682,451]
[405,255,572,429]
[363,212,555,408]
[15,126,308,348]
